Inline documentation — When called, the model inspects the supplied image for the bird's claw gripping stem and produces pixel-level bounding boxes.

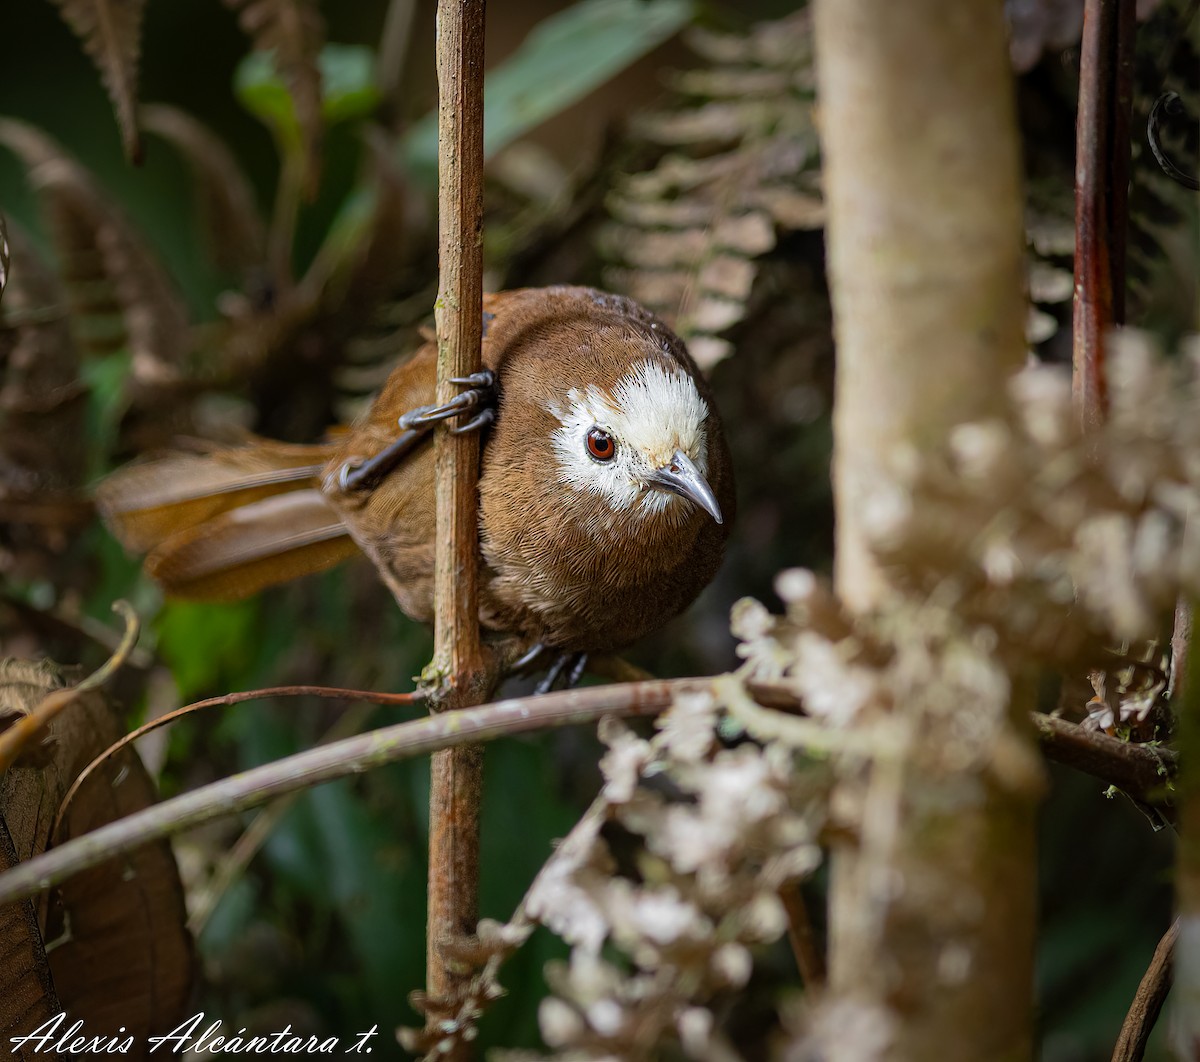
[397,371,497,432]
[338,371,497,492]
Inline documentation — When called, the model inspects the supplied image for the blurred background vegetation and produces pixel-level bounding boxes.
[0,0,1194,1056]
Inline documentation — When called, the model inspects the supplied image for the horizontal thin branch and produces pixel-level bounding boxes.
[0,677,709,909]
[1032,713,1177,808]
[751,680,1177,805]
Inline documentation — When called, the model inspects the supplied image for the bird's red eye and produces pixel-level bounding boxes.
[586,427,616,461]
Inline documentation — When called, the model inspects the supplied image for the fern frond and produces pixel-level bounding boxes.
[0,120,190,390]
[47,0,147,162]
[600,11,822,370]
[0,219,90,575]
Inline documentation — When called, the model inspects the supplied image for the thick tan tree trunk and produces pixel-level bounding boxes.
[813,2,1040,1057]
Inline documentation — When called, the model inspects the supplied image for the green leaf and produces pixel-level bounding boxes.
[402,0,695,183]
[319,0,693,270]
[234,51,297,146]
[235,43,380,146]
[80,351,133,477]
[155,599,261,701]
[320,44,380,125]
[230,707,424,1028]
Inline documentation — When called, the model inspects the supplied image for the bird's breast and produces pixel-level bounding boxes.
[477,483,714,652]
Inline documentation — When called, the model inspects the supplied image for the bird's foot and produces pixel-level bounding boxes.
[397,371,497,435]
[534,651,589,695]
[507,643,589,694]
[338,371,497,492]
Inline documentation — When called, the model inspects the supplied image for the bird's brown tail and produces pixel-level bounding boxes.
[96,440,359,601]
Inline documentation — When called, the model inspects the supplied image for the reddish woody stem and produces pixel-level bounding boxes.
[1072,0,1134,431]
[1111,919,1178,1062]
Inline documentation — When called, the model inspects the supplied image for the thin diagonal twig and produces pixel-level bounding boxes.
[0,677,708,909]
[1111,918,1178,1062]
[53,682,421,847]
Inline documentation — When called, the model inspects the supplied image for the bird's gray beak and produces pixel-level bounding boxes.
[647,450,723,524]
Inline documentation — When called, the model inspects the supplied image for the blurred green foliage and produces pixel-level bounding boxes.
[402,0,695,183]
[235,44,382,147]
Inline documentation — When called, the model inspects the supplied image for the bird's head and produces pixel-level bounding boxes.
[547,358,723,525]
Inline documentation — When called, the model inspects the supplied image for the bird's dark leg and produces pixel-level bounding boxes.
[507,644,588,694]
[338,371,497,492]
[337,427,428,492]
[566,652,589,689]
[533,651,588,695]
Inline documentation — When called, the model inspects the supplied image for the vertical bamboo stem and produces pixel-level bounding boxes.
[428,0,488,1043]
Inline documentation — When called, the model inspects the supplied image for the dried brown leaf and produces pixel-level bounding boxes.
[0,817,60,1061]
[604,226,709,270]
[1026,206,1075,258]
[751,186,825,229]
[0,220,84,462]
[48,0,147,162]
[1028,260,1073,304]
[607,196,715,229]
[695,255,756,303]
[0,659,193,1054]
[631,99,779,146]
[0,120,190,389]
[666,66,796,99]
[688,19,814,70]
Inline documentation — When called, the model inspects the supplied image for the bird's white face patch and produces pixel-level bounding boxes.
[548,359,710,519]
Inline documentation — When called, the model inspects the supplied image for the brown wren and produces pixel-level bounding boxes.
[98,287,735,680]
